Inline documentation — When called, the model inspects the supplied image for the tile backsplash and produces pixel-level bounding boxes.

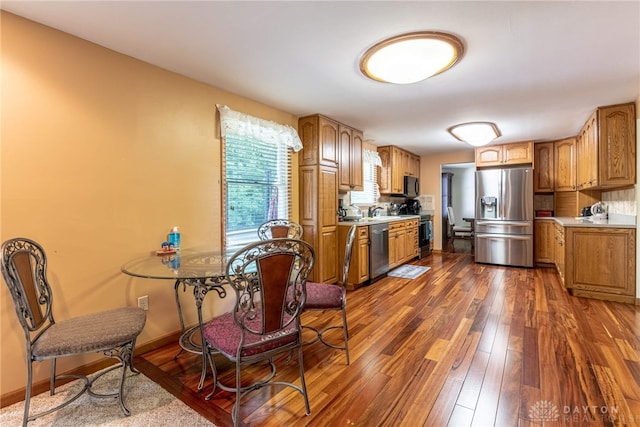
[602,188,637,215]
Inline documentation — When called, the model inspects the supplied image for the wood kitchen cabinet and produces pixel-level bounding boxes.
[388,219,419,269]
[576,102,636,190]
[298,113,365,283]
[564,227,636,304]
[377,145,420,194]
[554,190,601,217]
[534,219,555,264]
[299,165,339,283]
[533,142,554,193]
[405,218,419,260]
[475,141,534,168]
[339,224,369,290]
[338,125,364,192]
[554,137,577,191]
[554,222,565,285]
[388,220,406,269]
[298,115,339,168]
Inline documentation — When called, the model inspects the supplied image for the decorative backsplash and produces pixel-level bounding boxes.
[602,188,637,215]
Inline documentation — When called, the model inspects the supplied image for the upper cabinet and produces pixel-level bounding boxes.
[338,125,363,192]
[475,141,534,168]
[576,102,636,190]
[298,115,339,167]
[533,142,554,193]
[377,145,420,194]
[554,137,577,191]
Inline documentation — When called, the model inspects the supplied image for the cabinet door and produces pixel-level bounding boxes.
[534,220,555,263]
[475,146,502,167]
[298,115,339,167]
[503,141,534,165]
[391,147,404,193]
[598,103,636,188]
[338,125,353,192]
[350,129,364,191]
[377,146,392,194]
[533,142,554,192]
[577,111,598,189]
[565,227,635,303]
[355,231,369,283]
[316,166,339,283]
[554,224,565,285]
[554,137,576,191]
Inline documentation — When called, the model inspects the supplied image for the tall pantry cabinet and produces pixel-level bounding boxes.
[298,115,340,283]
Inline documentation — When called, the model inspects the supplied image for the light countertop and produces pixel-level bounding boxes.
[338,214,420,226]
[535,214,636,229]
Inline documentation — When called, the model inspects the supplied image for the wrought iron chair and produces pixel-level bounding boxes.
[302,225,356,364]
[447,206,472,252]
[256,219,303,240]
[202,238,314,427]
[1,238,147,426]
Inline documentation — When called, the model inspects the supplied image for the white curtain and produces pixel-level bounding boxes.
[363,149,382,167]
[216,104,303,152]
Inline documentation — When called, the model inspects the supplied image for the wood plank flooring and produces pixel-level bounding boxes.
[135,249,640,427]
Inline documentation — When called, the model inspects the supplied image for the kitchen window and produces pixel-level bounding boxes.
[350,149,381,205]
[218,105,303,252]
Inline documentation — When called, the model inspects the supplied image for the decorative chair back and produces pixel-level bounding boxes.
[1,238,54,336]
[226,238,314,340]
[340,225,357,287]
[257,219,303,240]
[447,206,457,227]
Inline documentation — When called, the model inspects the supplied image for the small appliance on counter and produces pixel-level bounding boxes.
[406,199,422,215]
[590,201,607,220]
[337,199,347,221]
[581,206,593,217]
[343,204,363,221]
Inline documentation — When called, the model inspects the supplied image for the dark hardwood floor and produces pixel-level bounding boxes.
[135,248,640,427]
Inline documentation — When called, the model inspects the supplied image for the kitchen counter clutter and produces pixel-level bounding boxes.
[534,215,636,304]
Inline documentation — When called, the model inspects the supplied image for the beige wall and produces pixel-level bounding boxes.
[419,151,475,250]
[1,12,300,396]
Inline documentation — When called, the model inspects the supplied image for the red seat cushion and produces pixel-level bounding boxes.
[304,282,343,310]
[202,310,298,358]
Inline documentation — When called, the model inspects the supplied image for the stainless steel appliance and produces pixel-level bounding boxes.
[475,167,533,267]
[369,222,389,281]
[403,176,419,198]
[418,214,432,258]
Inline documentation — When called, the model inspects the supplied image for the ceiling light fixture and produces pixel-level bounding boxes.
[448,122,502,146]
[359,31,464,84]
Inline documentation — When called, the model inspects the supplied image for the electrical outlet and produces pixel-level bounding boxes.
[137,295,149,311]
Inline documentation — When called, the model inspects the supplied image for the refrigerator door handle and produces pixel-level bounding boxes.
[476,220,531,227]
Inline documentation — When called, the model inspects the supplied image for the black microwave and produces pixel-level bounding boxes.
[403,176,419,198]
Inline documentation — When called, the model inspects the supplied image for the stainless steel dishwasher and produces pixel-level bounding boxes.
[369,222,389,282]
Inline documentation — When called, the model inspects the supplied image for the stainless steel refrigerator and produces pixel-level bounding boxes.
[475,167,534,267]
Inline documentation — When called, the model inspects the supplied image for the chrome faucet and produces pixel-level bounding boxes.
[368,206,383,217]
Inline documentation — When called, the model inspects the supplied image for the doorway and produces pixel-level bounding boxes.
[441,162,475,252]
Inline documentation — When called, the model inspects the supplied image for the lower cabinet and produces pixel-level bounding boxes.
[534,219,555,264]
[564,227,636,304]
[389,219,419,270]
[554,223,565,285]
[388,221,406,270]
[339,225,369,290]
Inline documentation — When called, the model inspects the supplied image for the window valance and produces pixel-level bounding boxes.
[364,149,382,166]
[217,104,303,152]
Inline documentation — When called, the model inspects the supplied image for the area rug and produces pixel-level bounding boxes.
[0,367,214,426]
[387,265,431,279]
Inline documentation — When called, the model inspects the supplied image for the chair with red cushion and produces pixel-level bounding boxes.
[303,225,356,364]
[202,238,314,427]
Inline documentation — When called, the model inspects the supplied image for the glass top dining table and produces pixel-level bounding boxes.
[121,247,232,281]
[121,247,234,391]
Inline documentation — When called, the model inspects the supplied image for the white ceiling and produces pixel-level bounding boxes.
[3,1,639,155]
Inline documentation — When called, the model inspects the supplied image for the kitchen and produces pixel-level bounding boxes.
[2,2,640,424]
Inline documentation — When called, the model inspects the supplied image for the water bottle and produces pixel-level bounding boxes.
[168,226,181,250]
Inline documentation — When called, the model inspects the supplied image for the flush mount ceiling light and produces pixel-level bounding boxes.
[448,122,502,146]
[359,31,464,84]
